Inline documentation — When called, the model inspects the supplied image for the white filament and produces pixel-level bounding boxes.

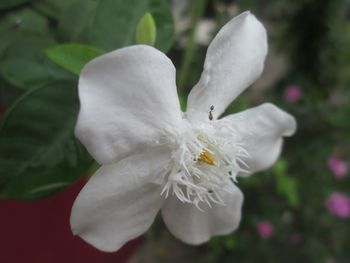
[162,119,249,208]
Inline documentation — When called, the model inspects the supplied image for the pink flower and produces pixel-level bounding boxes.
[256,220,274,238]
[284,85,302,103]
[327,156,348,179]
[325,192,350,219]
[326,259,336,263]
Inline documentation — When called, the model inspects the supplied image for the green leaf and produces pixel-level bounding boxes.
[89,0,143,50]
[89,0,174,52]
[136,12,157,46]
[0,8,50,56]
[45,44,104,75]
[0,80,92,199]
[0,36,72,90]
[57,0,97,42]
[0,78,23,109]
[274,160,300,207]
[0,0,29,10]
[148,0,175,52]
[0,8,49,35]
[32,0,73,19]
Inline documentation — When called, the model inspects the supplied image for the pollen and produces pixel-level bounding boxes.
[198,150,217,166]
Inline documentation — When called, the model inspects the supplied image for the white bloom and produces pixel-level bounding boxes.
[71,11,296,252]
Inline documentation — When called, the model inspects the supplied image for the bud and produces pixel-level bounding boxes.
[136,12,156,46]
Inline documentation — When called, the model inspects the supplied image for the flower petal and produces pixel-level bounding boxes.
[186,11,267,121]
[161,183,243,245]
[75,45,182,164]
[70,148,170,252]
[220,103,296,176]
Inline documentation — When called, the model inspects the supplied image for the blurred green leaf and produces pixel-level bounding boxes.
[0,0,29,10]
[57,0,97,42]
[32,0,72,19]
[274,160,300,207]
[0,8,49,35]
[0,8,50,56]
[149,0,175,52]
[0,36,71,90]
[274,159,287,176]
[90,0,174,52]
[0,80,92,199]
[223,236,236,250]
[0,78,23,109]
[136,12,157,46]
[46,44,104,75]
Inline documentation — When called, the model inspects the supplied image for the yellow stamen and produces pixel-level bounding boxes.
[198,150,216,166]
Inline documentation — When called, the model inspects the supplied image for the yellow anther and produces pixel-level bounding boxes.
[198,150,216,166]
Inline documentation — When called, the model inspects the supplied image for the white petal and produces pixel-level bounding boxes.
[70,148,170,252]
[75,45,182,164]
[220,103,296,176]
[161,183,243,245]
[186,11,268,121]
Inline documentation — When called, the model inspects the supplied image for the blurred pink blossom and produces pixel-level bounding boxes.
[284,85,302,103]
[326,259,336,263]
[325,192,350,219]
[256,221,274,238]
[327,156,348,179]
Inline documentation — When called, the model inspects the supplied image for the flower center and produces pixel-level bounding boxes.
[161,120,249,207]
[198,150,217,166]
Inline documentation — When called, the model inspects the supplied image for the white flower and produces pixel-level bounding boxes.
[71,11,296,252]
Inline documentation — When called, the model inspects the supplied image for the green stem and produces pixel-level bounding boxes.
[178,0,208,91]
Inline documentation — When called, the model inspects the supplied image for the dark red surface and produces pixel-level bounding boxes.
[0,178,140,263]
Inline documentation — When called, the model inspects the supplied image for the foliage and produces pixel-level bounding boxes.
[0,80,92,199]
[0,0,175,199]
[45,44,104,75]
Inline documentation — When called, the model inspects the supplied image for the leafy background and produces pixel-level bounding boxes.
[0,0,349,262]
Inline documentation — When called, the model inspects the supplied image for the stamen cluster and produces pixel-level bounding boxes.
[162,120,249,207]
